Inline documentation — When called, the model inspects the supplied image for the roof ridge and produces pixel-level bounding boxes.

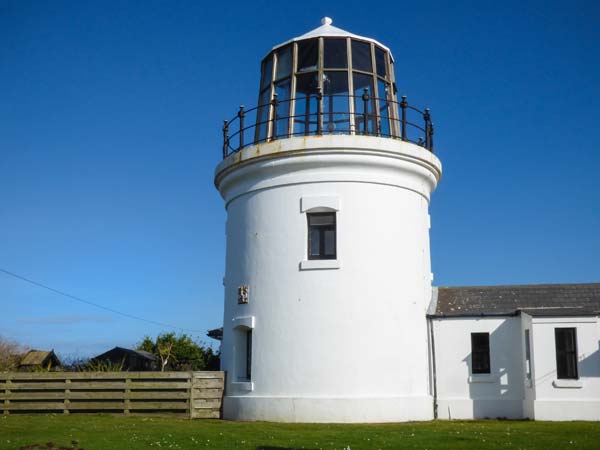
[437,282,600,289]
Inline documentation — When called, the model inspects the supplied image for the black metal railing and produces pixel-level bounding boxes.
[222,92,434,158]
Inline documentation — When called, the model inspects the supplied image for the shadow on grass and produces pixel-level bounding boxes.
[256,447,319,450]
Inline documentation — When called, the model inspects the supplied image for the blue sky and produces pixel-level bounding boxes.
[1,0,599,358]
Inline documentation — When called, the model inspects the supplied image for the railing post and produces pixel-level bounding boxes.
[424,108,431,150]
[271,93,279,140]
[238,105,245,150]
[429,122,435,152]
[222,120,229,159]
[362,88,370,135]
[400,95,407,141]
[316,87,323,135]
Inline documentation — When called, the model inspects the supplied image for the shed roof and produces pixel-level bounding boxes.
[19,350,60,366]
[93,347,158,361]
[431,283,600,318]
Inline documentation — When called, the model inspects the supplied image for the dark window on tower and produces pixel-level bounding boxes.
[307,212,336,260]
[555,328,578,379]
[471,332,491,374]
[246,329,253,380]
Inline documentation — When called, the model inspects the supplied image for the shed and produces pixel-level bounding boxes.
[18,350,61,370]
[91,347,159,371]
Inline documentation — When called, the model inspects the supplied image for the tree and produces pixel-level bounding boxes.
[137,333,217,371]
[0,337,27,372]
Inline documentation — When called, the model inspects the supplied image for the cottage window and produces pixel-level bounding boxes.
[524,329,532,381]
[555,328,578,379]
[307,212,336,260]
[471,332,491,374]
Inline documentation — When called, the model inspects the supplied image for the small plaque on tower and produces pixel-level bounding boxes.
[238,285,249,304]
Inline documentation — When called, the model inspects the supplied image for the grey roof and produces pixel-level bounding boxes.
[431,283,600,317]
[93,347,158,361]
[207,328,223,341]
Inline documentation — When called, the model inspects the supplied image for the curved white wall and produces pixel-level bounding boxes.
[215,136,441,422]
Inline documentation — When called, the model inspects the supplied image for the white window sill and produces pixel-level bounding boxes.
[232,381,254,391]
[468,374,498,383]
[300,259,340,270]
[553,379,582,389]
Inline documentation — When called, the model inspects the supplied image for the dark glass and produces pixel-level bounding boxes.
[324,38,347,68]
[255,89,271,143]
[309,213,335,226]
[246,329,252,380]
[297,39,318,72]
[324,229,335,255]
[353,72,375,134]
[324,71,350,134]
[260,57,273,90]
[471,333,491,374]
[275,45,292,80]
[555,328,578,379]
[375,47,387,78]
[274,78,291,138]
[294,73,319,136]
[309,229,320,256]
[351,40,372,72]
[377,79,390,136]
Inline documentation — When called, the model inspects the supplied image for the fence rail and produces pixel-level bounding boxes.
[0,371,224,419]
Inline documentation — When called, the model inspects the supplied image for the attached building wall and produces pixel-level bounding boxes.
[432,316,525,419]
[526,314,600,421]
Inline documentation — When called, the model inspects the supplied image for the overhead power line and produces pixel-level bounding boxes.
[0,267,204,333]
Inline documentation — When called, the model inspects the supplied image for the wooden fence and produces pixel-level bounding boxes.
[0,371,224,419]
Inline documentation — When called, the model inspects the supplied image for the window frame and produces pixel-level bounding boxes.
[555,327,578,380]
[307,212,337,260]
[471,332,491,375]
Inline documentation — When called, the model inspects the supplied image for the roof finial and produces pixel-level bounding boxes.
[321,17,333,26]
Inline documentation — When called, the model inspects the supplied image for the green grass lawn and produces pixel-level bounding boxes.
[1,415,599,450]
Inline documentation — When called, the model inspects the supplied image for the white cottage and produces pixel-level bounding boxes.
[213,18,600,422]
[430,284,600,421]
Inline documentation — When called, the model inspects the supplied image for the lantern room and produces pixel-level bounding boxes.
[222,18,434,157]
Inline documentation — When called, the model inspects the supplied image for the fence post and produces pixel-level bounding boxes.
[316,87,323,135]
[124,376,131,415]
[3,375,10,415]
[362,88,370,135]
[400,95,407,141]
[271,93,279,140]
[238,105,245,150]
[222,120,229,158]
[64,376,71,415]
[424,108,431,150]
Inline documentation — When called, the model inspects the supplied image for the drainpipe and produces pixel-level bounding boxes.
[428,316,438,419]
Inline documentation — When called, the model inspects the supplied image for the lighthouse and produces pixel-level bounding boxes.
[215,18,442,422]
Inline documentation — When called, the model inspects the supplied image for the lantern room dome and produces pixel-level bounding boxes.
[271,17,392,58]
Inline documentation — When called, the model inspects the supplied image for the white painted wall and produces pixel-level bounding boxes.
[215,135,441,422]
[432,317,525,419]
[526,314,600,421]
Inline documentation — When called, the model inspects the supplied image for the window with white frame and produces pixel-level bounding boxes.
[555,327,578,380]
[471,332,491,374]
[307,212,336,260]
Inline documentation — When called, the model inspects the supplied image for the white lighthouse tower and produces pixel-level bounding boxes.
[215,18,442,422]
